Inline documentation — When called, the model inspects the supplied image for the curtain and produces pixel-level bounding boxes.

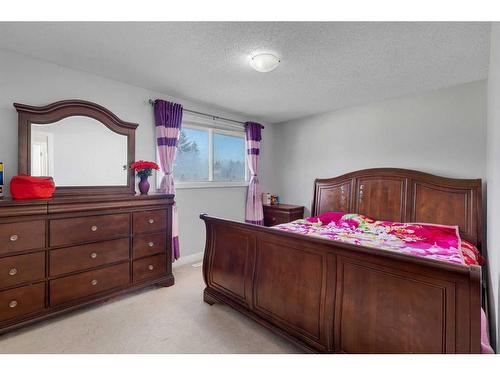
[154,100,183,261]
[245,122,265,225]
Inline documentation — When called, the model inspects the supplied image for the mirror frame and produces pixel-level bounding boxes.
[15,100,138,196]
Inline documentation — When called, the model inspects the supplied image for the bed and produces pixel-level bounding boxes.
[200,168,487,353]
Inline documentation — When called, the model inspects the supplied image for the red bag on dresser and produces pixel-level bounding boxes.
[10,176,55,200]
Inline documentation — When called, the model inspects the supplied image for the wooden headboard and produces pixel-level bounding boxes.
[312,168,482,248]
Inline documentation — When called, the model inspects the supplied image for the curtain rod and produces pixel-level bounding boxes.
[148,99,245,125]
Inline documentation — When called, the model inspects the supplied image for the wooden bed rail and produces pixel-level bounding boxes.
[200,214,482,354]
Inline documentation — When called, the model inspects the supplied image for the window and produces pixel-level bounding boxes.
[157,117,248,188]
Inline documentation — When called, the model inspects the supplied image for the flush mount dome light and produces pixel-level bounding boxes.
[249,53,281,73]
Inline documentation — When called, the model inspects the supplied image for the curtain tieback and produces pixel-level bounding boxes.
[165,172,173,176]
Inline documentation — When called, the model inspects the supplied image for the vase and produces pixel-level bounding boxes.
[138,175,150,195]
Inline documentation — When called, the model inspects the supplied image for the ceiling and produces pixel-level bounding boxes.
[0,22,491,123]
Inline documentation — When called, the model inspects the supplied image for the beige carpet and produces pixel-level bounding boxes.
[0,262,301,354]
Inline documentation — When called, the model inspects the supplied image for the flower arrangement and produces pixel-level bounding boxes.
[130,160,160,179]
[130,160,160,195]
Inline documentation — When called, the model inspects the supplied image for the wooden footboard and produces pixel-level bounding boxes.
[200,214,482,354]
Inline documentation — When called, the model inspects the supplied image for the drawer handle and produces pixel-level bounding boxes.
[91,279,98,286]
[148,264,154,271]
[90,252,98,259]
[91,225,98,232]
[9,234,18,242]
[148,218,155,224]
[271,217,276,222]
[8,268,18,276]
[148,241,154,247]
[9,300,18,308]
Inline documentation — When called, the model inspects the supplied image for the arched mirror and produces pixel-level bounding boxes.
[15,100,138,196]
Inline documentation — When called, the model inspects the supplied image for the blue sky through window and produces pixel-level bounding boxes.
[214,133,245,162]
[214,132,245,181]
[184,128,208,155]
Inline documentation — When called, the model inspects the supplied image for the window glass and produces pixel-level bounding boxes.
[174,128,209,181]
[213,132,246,182]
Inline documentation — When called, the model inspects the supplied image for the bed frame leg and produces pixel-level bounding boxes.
[203,289,217,305]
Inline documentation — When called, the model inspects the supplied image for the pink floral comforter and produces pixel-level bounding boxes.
[273,212,494,353]
[274,213,466,264]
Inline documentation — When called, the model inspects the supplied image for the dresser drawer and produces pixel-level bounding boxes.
[0,220,45,256]
[50,238,130,277]
[133,254,166,283]
[0,283,45,322]
[133,232,166,259]
[263,211,291,226]
[133,210,166,234]
[50,262,130,306]
[50,213,130,247]
[0,252,45,289]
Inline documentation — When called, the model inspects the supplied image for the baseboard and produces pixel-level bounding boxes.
[173,251,204,268]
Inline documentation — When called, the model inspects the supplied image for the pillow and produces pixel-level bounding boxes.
[460,240,484,266]
[338,213,376,229]
[305,211,345,225]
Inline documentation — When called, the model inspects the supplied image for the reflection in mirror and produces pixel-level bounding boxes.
[31,116,128,187]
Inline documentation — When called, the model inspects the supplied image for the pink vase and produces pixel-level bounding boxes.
[138,175,150,195]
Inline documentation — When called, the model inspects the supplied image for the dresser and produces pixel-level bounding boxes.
[263,204,304,227]
[0,194,174,333]
[3,100,178,334]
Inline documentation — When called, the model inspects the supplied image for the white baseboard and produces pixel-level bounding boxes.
[173,251,204,268]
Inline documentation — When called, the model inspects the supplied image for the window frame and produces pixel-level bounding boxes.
[156,115,249,190]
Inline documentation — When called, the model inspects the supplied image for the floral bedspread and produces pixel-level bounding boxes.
[273,212,491,353]
[273,213,466,265]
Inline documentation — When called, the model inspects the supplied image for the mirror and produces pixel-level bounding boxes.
[16,100,138,196]
[31,117,128,186]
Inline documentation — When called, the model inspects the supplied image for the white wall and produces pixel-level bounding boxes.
[487,23,500,350]
[272,81,487,216]
[0,49,274,259]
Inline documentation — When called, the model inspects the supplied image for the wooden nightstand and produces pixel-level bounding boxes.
[263,204,304,227]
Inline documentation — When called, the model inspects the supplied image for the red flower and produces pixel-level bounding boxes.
[130,160,160,171]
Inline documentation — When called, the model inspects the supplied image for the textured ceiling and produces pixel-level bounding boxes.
[0,22,491,123]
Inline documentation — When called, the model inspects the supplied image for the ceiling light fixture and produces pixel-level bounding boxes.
[249,53,281,73]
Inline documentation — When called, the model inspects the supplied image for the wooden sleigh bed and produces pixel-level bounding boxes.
[200,168,483,353]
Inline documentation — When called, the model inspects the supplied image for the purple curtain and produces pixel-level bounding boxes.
[154,100,183,261]
[245,122,265,225]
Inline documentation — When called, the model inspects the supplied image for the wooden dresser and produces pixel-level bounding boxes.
[0,193,174,334]
[263,204,304,227]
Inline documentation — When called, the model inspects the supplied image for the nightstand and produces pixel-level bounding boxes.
[263,204,304,227]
